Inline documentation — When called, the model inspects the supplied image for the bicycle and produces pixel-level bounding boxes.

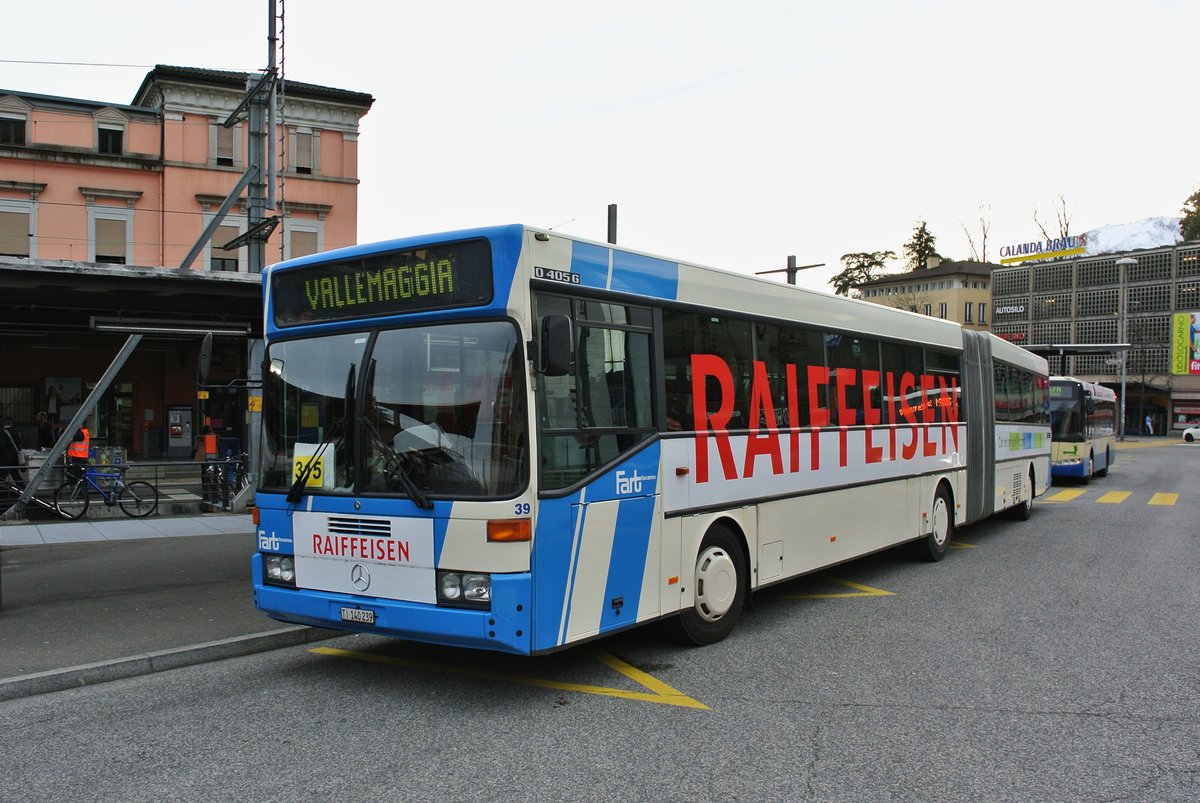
[53,465,159,520]
[206,452,249,509]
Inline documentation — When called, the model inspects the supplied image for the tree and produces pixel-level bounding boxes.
[961,203,991,262]
[1181,187,1200,242]
[903,220,940,271]
[1034,194,1071,240]
[829,250,897,297]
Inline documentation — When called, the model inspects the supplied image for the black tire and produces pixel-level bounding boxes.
[1096,448,1110,477]
[1009,468,1035,521]
[1185,433,1194,443]
[118,481,158,517]
[665,524,747,646]
[54,481,89,520]
[1081,453,1094,485]
[917,484,954,561]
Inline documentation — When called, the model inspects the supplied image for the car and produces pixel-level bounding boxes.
[1183,425,1200,443]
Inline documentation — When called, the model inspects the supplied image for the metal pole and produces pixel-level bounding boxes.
[607,204,617,244]
[1119,284,1127,441]
[1115,257,1137,441]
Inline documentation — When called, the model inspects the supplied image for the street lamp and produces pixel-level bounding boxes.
[1115,256,1138,440]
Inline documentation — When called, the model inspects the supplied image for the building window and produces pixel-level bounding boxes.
[210,224,242,271]
[939,302,947,319]
[978,303,987,324]
[98,124,124,155]
[88,208,132,264]
[215,124,235,166]
[1127,283,1171,312]
[285,220,323,261]
[291,128,317,175]
[923,304,932,316]
[0,115,26,146]
[94,217,126,263]
[964,302,973,323]
[0,203,31,257]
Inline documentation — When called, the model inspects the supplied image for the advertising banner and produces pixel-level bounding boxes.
[1170,312,1200,375]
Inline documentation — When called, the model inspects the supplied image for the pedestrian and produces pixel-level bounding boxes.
[46,385,61,425]
[66,419,91,484]
[36,411,55,449]
[1145,414,1153,436]
[0,416,25,491]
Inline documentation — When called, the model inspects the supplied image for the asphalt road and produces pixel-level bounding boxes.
[2,442,1197,801]
[0,533,268,676]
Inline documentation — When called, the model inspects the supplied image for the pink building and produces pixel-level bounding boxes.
[0,66,373,459]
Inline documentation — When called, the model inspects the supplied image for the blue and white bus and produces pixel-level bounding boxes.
[1049,376,1117,482]
[252,225,1050,654]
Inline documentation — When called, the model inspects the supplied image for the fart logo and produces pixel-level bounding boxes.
[258,531,291,551]
[616,469,656,495]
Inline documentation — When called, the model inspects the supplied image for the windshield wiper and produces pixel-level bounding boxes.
[287,364,357,504]
[285,419,344,504]
[360,416,434,510]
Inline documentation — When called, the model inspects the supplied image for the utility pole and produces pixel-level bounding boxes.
[756,255,824,285]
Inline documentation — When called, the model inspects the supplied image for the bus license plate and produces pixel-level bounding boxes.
[340,607,375,625]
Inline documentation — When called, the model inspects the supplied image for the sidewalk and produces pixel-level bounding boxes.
[0,512,336,702]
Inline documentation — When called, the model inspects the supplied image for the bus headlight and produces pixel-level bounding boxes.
[264,554,297,588]
[437,570,491,609]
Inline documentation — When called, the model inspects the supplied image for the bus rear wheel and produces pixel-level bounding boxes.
[1009,468,1035,521]
[665,524,746,646]
[916,485,954,562]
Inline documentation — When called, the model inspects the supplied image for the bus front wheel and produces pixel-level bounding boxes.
[665,524,746,646]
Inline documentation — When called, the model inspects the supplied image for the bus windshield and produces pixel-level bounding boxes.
[261,321,528,499]
[1049,387,1084,442]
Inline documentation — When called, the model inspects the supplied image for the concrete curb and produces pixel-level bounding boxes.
[0,625,342,702]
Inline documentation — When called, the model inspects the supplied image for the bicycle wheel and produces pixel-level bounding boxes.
[54,481,90,520]
[118,480,158,517]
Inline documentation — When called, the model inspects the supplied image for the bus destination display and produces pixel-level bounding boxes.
[272,239,493,326]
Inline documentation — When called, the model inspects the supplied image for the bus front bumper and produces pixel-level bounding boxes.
[1051,458,1088,478]
[252,554,534,655]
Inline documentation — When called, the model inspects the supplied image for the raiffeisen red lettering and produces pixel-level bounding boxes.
[311,533,411,563]
[691,354,960,483]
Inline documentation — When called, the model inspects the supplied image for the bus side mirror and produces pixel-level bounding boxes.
[198,332,213,385]
[539,315,571,376]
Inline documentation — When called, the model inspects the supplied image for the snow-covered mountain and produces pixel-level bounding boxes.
[1084,216,1182,255]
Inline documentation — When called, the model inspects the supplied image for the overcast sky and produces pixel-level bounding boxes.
[4,0,1197,291]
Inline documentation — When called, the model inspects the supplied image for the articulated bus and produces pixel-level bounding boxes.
[1049,376,1117,482]
[252,225,1050,654]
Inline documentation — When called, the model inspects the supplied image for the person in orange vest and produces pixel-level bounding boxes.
[196,424,219,503]
[67,422,90,484]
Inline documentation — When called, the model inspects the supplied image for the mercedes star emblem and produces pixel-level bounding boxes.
[350,563,371,592]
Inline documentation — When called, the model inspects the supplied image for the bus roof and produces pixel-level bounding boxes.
[266,223,1039,357]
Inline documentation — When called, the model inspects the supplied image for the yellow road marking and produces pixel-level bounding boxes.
[1096,491,1131,504]
[1148,493,1179,506]
[310,646,709,710]
[949,542,977,549]
[783,577,894,599]
[1044,489,1086,503]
